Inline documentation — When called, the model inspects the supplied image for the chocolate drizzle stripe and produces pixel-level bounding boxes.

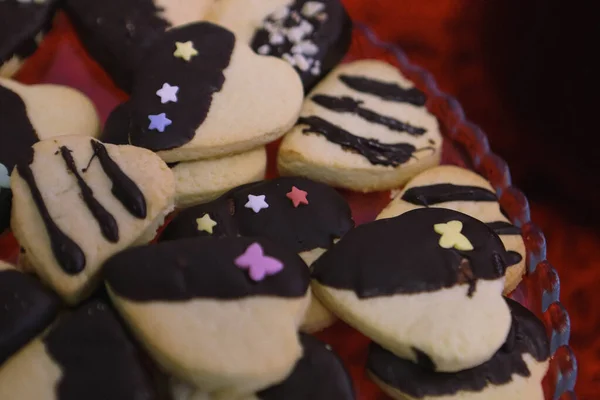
[339,74,427,106]
[60,146,119,243]
[90,140,146,219]
[401,184,498,206]
[298,116,419,167]
[506,251,523,267]
[486,221,521,236]
[16,162,86,275]
[311,95,427,136]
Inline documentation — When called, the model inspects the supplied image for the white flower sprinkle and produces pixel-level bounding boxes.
[270,32,285,45]
[291,41,319,56]
[287,27,305,44]
[282,53,296,66]
[257,44,271,55]
[302,1,325,17]
[294,54,310,71]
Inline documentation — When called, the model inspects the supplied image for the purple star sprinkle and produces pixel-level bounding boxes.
[148,113,172,132]
[234,243,284,282]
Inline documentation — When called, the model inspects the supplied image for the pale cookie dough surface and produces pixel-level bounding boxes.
[10,136,175,304]
[378,165,526,294]
[278,59,442,192]
[299,247,337,333]
[104,237,311,397]
[312,208,513,372]
[127,22,303,162]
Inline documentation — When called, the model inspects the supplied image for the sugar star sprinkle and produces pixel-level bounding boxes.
[174,41,198,61]
[434,220,474,251]
[196,213,217,234]
[245,194,269,213]
[0,163,10,189]
[156,83,179,104]
[148,113,172,132]
[234,242,284,281]
[286,186,309,208]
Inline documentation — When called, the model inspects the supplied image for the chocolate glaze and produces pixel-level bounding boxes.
[0,0,59,65]
[90,140,147,219]
[312,208,510,297]
[104,237,310,302]
[100,102,132,146]
[129,23,235,152]
[60,146,119,243]
[298,116,419,167]
[339,75,427,106]
[311,95,427,136]
[0,190,11,234]
[17,153,86,275]
[487,221,522,236]
[258,333,355,400]
[63,0,171,93]
[0,268,60,365]
[506,251,524,267]
[43,301,158,400]
[250,0,353,92]
[367,298,550,398]
[402,184,498,206]
[160,177,354,254]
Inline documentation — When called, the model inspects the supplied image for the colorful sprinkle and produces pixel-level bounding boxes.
[0,163,10,189]
[156,83,179,104]
[196,213,217,234]
[286,186,309,208]
[245,194,269,213]
[434,220,474,251]
[235,242,284,282]
[173,41,198,61]
[148,113,172,132]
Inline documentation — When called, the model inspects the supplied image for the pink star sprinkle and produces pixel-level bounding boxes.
[234,243,284,282]
[286,186,309,208]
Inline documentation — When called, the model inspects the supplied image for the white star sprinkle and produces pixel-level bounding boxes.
[245,194,269,214]
[156,83,179,104]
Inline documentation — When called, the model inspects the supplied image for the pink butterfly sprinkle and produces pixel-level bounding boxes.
[234,243,284,281]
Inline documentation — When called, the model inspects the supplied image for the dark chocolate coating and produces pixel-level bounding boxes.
[367,298,550,398]
[159,177,354,254]
[339,74,427,106]
[128,22,235,152]
[486,221,522,236]
[312,208,511,298]
[297,116,419,167]
[258,333,355,400]
[401,184,498,206]
[43,301,157,400]
[63,0,171,93]
[0,0,58,66]
[104,236,310,302]
[100,102,132,146]
[0,268,60,365]
[250,0,353,92]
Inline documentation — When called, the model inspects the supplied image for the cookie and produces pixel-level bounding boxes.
[10,136,175,304]
[378,165,526,294]
[0,0,59,78]
[311,207,512,372]
[278,59,443,192]
[0,78,100,233]
[159,177,355,332]
[367,298,550,400]
[206,0,352,91]
[125,22,302,163]
[104,237,311,398]
[63,0,217,92]
[0,261,60,365]
[171,333,355,400]
[0,300,158,400]
[101,102,267,207]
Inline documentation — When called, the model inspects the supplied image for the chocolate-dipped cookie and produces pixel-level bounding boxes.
[311,207,513,373]
[0,261,60,366]
[206,0,352,91]
[0,0,59,77]
[0,300,157,400]
[104,236,311,398]
[378,165,526,294]
[367,298,550,400]
[0,78,100,233]
[159,177,354,332]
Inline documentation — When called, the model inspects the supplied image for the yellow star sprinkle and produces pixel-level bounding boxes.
[174,41,198,62]
[434,220,474,251]
[196,214,217,234]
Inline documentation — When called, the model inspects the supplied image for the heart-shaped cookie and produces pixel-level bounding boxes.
[126,22,303,163]
[0,78,100,233]
[378,165,526,294]
[10,136,175,304]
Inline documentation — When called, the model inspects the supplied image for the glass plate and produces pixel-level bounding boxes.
[0,13,578,400]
